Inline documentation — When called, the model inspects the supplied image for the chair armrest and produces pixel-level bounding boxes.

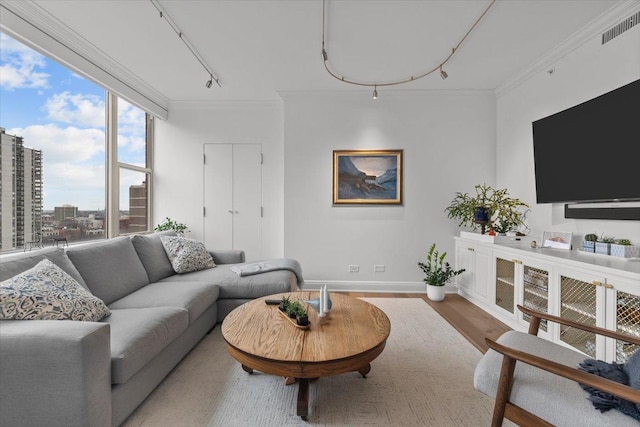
[208,249,246,264]
[486,338,640,404]
[518,304,640,345]
[0,320,112,427]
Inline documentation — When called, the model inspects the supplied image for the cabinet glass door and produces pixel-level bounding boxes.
[560,276,597,358]
[522,265,549,332]
[615,291,640,363]
[495,258,515,313]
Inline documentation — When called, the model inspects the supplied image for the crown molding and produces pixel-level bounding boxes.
[495,0,640,98]
[0,0,169,116]
[169,99,283,110]
[278,89,495,100]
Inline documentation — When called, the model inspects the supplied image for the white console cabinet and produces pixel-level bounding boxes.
[454,236,640,363]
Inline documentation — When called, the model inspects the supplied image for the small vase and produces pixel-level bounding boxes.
[426,284,446,302]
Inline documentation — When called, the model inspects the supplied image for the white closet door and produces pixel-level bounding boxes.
[232,144,262,261]
[204,144,233,249]
[203,144,262,261]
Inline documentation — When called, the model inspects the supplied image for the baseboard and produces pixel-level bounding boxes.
[303,280,458,294]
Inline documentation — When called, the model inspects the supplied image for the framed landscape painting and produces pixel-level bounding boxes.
[332,149,403,205]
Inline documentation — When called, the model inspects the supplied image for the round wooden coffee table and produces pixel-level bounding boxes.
[221,292,391,420]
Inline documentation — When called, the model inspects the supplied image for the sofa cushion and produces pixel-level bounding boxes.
[108,281,219,324]
[67,237,150,305]
[103,307,188,384]
[131,231,177,283]
[160,236,215,274]
[474,331,638,426]
[0,247,88,289]
[158,263,297,299]
[0,259,110,322]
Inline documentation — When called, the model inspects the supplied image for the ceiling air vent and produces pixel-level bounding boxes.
[602,11,640,44]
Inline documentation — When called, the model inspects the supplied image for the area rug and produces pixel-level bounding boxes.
[122,298,502,426]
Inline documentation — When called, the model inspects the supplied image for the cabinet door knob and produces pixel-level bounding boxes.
[592,280,602,287]
[602,283,614,289]
[468,248,475,252]
[228,210,234,214]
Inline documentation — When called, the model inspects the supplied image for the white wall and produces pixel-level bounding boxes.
[282,92,496,290]
[153,103,284,258]
[496,15,640,247]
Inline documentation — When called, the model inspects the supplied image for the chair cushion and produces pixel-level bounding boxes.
[0,259,110,322]
[158,263,297,299]
[474,331,639,426]
[103,307,188,384]
[67,237,150,305]
[108,281,219,324]
[0,247,88,289]
[131,231,177,283]
[160,236,215,274]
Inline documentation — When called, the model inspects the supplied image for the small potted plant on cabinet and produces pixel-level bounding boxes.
[595,235,616,255]
[582,233,598,253]
[610,239,640,259]
[418,243,465,302]
[445,184,528,235]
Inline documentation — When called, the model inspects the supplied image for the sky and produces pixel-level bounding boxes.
[0,32,146,211]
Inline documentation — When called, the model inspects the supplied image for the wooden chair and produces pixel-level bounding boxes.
[478,305,640,427]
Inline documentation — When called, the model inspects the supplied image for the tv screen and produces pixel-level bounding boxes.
[532,79,640,204]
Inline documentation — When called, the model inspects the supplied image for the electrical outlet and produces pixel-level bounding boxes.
[348,265,359,272]
[374,265,385,272]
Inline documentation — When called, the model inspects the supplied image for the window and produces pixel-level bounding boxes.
[0,32,153,252]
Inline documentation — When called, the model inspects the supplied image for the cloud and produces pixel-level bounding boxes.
[44,92,105,128]
[7,124,104,163]
[0,33,49,90]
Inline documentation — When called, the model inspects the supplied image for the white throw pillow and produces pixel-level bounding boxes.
[0,259,111,321]
[160,236,216,274]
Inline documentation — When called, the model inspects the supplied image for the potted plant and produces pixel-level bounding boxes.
[595,235,616,255]
[445,184,529,235]
[582,233,598,253]
[610,239,640,259]
[418,243,465,301]
[279,297,309,326]
[154,217,189,235]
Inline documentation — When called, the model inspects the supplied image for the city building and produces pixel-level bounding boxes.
[0,127,43,252]
[127,180,148,234]
[54,204,78,222]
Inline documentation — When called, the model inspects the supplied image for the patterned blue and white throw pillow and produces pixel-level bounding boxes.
[0,259,110,321]
[160,236,216,274]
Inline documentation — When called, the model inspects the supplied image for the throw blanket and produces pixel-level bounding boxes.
[231,259,304,287]
[578,349,640,421]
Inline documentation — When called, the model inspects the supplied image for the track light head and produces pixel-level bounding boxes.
[440,68,448,80]
[372,86,378,100]
[205,77,213,88]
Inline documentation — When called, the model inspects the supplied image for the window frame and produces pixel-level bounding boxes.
[106,92,153,238]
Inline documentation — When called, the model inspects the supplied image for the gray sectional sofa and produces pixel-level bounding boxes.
[0,232,300,427]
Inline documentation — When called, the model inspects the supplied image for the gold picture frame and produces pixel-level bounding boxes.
[332,149,403,205]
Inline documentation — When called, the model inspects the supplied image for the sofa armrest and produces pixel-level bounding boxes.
[0,320,112,427]
[209,249,245,264]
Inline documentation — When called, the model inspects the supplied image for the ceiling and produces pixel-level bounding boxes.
[27,0,620,102]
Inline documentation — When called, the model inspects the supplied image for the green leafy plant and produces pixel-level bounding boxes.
[584,233,598,242]
[599,235,616,243]
[418,243,465,287]
[280,297,307,318]
[445,184,529,234]
[154,217,188,234]
[616,239,632,246]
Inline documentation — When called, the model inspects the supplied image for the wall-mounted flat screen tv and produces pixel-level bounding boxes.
[532,78,639,204]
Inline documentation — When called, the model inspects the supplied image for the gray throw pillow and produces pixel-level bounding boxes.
[160,236,215,274]
[0,259,111,321]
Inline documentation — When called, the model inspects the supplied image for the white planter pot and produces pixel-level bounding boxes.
[426,284,446,302]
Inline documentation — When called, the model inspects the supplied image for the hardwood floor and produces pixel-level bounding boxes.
[340,292,511,354]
